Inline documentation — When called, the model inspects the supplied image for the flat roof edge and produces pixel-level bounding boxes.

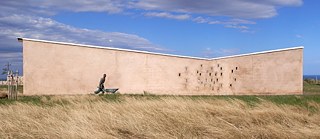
[17,37,304,60]
[209,46,304,60]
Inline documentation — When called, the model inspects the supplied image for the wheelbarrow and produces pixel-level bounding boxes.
[94,88,119,94]
[104,88,119,93]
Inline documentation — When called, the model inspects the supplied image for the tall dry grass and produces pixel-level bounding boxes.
[0,95,320,138]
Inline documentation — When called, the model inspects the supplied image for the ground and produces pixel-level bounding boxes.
[304,81,320,95]
[0,83,320,138]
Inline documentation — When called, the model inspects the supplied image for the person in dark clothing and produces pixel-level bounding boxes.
[94,74,106,94]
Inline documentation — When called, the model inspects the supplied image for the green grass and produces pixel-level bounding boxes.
[304,81,320,95]
[234,95,320,112]
[1,81,319,95]
[0,95,70,106]
[0,85,23,93]
[1,94,320,113]
[0,82,320,109]
[186,95,320,109]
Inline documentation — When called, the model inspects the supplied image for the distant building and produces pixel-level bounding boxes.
[18,38,303,95]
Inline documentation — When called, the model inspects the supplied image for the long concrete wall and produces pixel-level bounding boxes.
[21,38,303,95]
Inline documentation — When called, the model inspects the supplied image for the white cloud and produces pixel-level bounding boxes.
[0,52,22,74]
[0,0,303,19]
[0,0,304,33]
[0,52,22,58]
[248,0,302,6]
[0,14,164,51]
[192,17,209,24]
[295,34,303,38]
[145,12,190,20]
[201,47,239,58]
[0,52,22,69]
[208,19,255,26]
[131,0,303,19]
[225,25,248,29]
[193,16,255,32]
[0,0,124,16]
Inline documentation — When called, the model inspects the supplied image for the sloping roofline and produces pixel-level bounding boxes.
[18,38,304,60]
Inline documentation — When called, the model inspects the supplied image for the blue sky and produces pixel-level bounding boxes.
[0,0,319,78]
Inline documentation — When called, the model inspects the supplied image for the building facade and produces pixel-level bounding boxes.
[19,38,303,95]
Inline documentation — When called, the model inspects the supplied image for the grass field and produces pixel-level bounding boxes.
[0,83,320,138]
[1,81,319,95]
[304,81,320,95]
[1,94,320,138]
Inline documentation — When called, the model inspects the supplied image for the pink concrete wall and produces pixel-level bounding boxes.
[22,39,303,95]
[210,49,303,95]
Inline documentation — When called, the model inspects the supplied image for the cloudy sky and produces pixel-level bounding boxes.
[0,0,319,78]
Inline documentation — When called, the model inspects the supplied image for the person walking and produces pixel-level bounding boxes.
[94,74,106,94]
